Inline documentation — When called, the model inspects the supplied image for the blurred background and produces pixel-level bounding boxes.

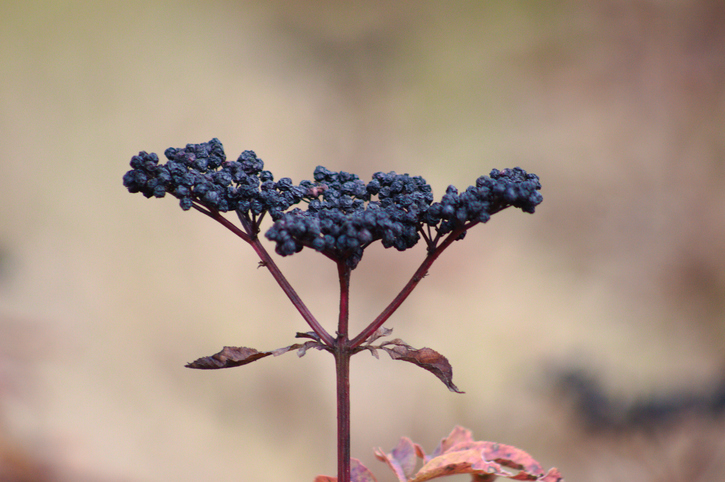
[1,1,724,481]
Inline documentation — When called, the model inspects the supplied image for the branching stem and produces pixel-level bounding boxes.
[195,206,335,347]
[350,224,470,349]
[194,205,487,482]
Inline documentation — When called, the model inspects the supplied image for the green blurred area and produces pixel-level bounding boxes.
[1,1,724,481]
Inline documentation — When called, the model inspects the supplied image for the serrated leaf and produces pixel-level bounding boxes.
[381,340,463,393]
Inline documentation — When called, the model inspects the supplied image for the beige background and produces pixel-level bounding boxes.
[1,1,724,481]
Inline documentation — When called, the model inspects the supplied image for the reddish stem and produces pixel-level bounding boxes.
[194,205,335,347]
[337,262,351,338]
[335,262,352,482]
[335,347,351,482]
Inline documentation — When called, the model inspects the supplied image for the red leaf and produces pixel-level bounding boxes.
[412,447,508,482]
[453,441,544,476]
[350,458,379,482]
[377,426,563,482]
[374,437,423,482]
[427,425,474,461]
[381,340,463,393]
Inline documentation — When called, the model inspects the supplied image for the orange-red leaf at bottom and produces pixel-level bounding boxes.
[411,448,506,482]
[377,426,562,482]
[314,458,378,482]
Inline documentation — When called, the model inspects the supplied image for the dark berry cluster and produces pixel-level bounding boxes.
[265,167,542,268]
[266,167,435,268]
[123,139,542,269]
[421,167,543,237]
[122,138,308,218]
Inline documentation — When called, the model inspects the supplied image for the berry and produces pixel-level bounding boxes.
[122,139,309,218]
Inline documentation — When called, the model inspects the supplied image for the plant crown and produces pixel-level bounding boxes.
[122,138,543,268]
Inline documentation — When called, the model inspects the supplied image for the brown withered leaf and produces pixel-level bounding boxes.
[314,458,378,482]
[186,340,326,369]
[376,426,563,482]
[366,326,394,344]
[380,340,463,393]
[296,331,323,341]
[271,340,323,358]
[185,346,272,369]
[355,326,394,359]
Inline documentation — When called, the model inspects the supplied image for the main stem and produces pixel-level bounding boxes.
[335,262,352,482]
[335,347,351,482]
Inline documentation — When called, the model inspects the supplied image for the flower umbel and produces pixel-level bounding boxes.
[123,138,542,268]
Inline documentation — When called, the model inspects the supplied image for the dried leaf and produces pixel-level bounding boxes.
[355,326,393,358]
[314,458,378,482]
[377,427,563,482]
[270,340,323,358]
[185,346,272,369]
[381,340,463,393]
[186,340,326,370]
[296,331,322,341]
[366,326,393,344]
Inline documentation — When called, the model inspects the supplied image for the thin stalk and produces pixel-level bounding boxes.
[248,236,335,347]
[195,205,335,347]
[350,225,469,349]
[337,262,351,338]
[335,262,352,482]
